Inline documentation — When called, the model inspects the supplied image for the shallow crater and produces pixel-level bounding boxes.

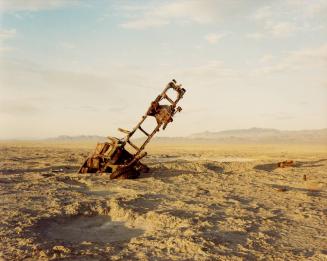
[37,215,145,245]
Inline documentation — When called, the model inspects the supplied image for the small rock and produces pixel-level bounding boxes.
[81,241,93,245]
[14,226,23,234]
[42,173,54,178]
[39,250,47,257]
[52,168,64,173]
[52,245,71,254]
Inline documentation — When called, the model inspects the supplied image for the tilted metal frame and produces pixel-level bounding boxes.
[78,79,185,177]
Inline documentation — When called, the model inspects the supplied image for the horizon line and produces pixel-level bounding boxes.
[1,127,326,141]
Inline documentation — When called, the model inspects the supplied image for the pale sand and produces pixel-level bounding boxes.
[0,142,326,260]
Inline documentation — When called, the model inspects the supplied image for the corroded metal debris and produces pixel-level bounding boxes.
[78,80,186,179]
[277,160,294,168]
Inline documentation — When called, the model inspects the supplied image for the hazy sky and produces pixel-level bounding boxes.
[0,0,326,139]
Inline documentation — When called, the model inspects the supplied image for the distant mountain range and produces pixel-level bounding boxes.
[42,128,327,144]
[187,128,327,144]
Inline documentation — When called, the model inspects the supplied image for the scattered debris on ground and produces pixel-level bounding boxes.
[277,160,294,168]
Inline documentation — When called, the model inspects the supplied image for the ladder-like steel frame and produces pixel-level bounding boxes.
[78,79,186,178]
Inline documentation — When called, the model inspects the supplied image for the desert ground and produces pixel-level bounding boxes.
[0,141,326,260]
